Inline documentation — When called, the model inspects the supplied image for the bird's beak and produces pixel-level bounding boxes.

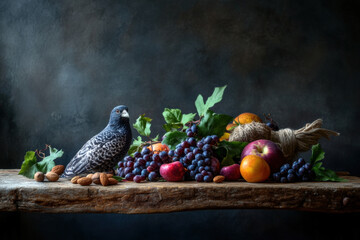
[121,110,129,118]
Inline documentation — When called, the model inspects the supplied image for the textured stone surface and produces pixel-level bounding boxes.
[0,169,359,214]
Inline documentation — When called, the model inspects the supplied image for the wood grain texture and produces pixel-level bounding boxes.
[0,169,359,214]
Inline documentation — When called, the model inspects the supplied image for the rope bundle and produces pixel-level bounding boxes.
[229,119,340,161]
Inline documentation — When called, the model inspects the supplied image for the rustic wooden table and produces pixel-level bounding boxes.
[0,169,359,214]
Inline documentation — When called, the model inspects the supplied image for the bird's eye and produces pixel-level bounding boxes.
[116,109,120,114]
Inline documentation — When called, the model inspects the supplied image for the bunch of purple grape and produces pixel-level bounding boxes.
[272,157,316,183]
[117,147,172,183]
[172,124,219,182]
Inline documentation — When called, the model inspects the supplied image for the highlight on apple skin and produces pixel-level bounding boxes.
[240,139,285,173]
[159,161,185,182]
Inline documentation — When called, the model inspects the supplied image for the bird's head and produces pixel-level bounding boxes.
[108,105,130,128]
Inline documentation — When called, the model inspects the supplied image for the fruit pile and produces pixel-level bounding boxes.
[115,85,342,184]
[116,124,221,183]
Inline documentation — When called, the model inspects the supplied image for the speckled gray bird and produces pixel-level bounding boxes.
[62,105,132,178]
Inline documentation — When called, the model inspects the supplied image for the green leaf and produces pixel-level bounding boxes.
[133,114,152,137]
[128,136,143,156]
[18,146,64,179]
[310,144,325,165]
[163,123,182,132]
[162,108,182,124]
[215,141,248,167]
[197,110,233,138]
[310,144,346,182]
[204,85,227,111]
[195,94,206,117]
[36,146,63,173]
[152,135,159,142]
[18,151,38,178]
[112,176,124,182]
[162,131,187,150]
[181,113,196,125]
[195,86,227,117]
[218,141,248,158]
[221,153,236,167]
[313,168,346,182]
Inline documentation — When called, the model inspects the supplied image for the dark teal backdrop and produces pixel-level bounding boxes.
[1,0,359,239]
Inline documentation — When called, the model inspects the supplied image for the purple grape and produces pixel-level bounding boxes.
[125,173,135,181]
[204,158,211,166]
[118,162,124,168]
[148,172,158,181]
[297,158,305,166]
[193,148,201,155]
[141,169,148,177]
[287,173,297,182]
[124,167,133,175]
[195,153,203,160]
[211,135,219,143]
[280,177,288,183]
[186,152,195,160]
[297,167,306,177]
[272,172,281,182]
[132,168,141,175]
[197,160,204,167]
[168,150,175,157]
[204,136,212,144]
[159,151,168,161]
[187,131,194,137]
[175,147,184,156]
[124,156,134,162]
[195,173,203,182]
[181,141,190,148]
[204,175,213,182]
[184,148,191,154]
[191,124,197,133]
[292,162,300,171]
[304,163,312,170]
[203,144,211,151]
[188,137,196,146]
[188,165,196,171]
[202,150,211,158]
[134,152,141,158]
[133,175,144,183]
[201,170,208,176]
[197,141,204,149]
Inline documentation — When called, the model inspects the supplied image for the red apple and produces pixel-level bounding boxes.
[241,139,285,173]
[220,164,241,181]
[160,161,185,182]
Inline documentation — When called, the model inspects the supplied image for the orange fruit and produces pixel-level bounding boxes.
[226,123,237,131]
[233,113,262,125]
[148,143,169,153]
[240,155,270,183]
[220,132,230,141]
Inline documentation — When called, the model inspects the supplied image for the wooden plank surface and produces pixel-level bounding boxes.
[0,169,359,214]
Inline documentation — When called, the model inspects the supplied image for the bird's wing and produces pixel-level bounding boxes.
[63,130,120,176]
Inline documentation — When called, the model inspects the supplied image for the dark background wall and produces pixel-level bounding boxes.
[0,0,359,239]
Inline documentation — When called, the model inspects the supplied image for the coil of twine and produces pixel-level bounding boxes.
[229,119,340,161]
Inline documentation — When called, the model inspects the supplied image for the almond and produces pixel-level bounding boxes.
[92,172,101,184]
[51,165,65,175]
[100,173,109,186]
[71,176,81,184]
[34,172,44,182]
[107,173,113,178]
[86,173,93,179]
[213,175,225,183]
[77,177,92,186]
[45,172,59,182]
[108,178,118,185]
